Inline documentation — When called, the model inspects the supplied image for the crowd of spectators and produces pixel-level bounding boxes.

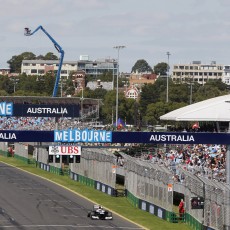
[141,144,226,183]
[0,117,97,130]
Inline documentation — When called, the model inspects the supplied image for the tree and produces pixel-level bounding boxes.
[131,59,153,73]
[36,54,45,60]
[44,52,58,60]
[7,52,36,73]
[0,76,12,94]
[154,62,168,76]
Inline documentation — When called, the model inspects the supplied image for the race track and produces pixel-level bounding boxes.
[0,162,144,230]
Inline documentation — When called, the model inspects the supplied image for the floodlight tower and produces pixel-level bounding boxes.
[24,26,64,97]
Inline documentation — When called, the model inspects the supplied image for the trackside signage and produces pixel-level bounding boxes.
[1,130,230,144]
[0,102,80,117]
[48,146,81,155]
[0,102,13,116]
[13,104,80,117]
[54,129,112,143]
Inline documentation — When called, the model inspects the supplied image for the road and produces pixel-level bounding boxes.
[0,162,144,230]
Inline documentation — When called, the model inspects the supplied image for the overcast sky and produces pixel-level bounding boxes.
[1,0,230,72]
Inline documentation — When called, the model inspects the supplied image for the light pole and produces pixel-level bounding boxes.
[166,51,171,103]
[113,45,125,127]
[81,87,84,119]
[189,83,194,105]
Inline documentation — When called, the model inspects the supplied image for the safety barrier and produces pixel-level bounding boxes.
[70,171,115,196]
[0,149,9,157]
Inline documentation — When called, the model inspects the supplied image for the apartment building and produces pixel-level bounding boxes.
[21,60,77,80]
[172,61,224,84]
[21,56,118,80]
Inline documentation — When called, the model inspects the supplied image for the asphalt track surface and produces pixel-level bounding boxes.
[0,162,144,230]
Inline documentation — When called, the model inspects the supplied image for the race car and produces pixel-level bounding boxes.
[87,204,113,220]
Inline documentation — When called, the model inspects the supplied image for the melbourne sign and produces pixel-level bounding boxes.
[48,145,81,155]
[0,102,13,116]
[54,129,112,143]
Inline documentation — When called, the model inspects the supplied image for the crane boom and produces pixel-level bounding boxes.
[24,26,64,97]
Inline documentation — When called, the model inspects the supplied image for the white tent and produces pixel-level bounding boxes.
[160,94,230,122]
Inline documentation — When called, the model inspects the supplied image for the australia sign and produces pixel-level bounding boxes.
[0,102,80,117]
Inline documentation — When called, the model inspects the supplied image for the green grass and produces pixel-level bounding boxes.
[0,156,192,230]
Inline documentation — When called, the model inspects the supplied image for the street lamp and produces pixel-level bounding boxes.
[166,51,171,103]
[113,45,125,127]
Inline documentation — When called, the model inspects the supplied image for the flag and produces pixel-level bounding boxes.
[192,122,200,129]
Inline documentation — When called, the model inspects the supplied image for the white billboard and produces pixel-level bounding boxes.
[48,146,81,155]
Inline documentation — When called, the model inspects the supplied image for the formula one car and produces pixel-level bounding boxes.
[87,204,113,220]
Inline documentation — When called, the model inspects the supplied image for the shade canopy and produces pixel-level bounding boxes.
[160,94,230,121]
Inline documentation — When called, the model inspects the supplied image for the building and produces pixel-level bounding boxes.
[124,84,139,100]
[172,61,224,84]
[129,72,157,88]
[21,60,78,80]
[122,73,157,100]
[72,70,86,95]
[0,68,10,76]
[222,66,230,85]
[86,80,113,91]
[21,57,118,80]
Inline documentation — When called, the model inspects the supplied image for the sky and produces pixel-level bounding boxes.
[1,0,230,73]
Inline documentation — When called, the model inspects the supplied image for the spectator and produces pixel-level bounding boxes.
[178,199,185,220]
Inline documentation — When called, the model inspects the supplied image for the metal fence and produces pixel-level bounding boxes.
[174,164,230,230]
[69,148,116,188]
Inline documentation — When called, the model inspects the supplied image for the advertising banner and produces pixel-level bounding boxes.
[0,130,230,144]
[48,145,81,155]
[13,104,80,117]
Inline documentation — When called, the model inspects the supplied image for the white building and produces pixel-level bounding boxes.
[222,65,230,85]
[172,61,224,85]
[21,60,77,80]
[21,57,118,80]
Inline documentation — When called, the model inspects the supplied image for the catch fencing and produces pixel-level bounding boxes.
[69,148,116,188]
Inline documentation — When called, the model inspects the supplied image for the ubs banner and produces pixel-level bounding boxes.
[1,130,230,144]
[48,145,81,155]
[13,104,80,117]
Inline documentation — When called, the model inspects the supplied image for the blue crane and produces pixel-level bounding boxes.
[24,26,64,97]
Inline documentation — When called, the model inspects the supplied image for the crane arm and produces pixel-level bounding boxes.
[24,26,64,97]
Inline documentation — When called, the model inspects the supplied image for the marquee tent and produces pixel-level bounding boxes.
[160,94,230,122]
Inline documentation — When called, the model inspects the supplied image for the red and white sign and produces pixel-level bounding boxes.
[49,146,81,155]
[168,184,173,192]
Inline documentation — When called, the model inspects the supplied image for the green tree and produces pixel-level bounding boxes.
[100,90,116,124]
[7,52,36,73]
[153,62,168,75]
[0,76,12,94]
[36,54,45,60]
[44,52,58,60]
[131,59,153,73]
[144,101,187,125]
